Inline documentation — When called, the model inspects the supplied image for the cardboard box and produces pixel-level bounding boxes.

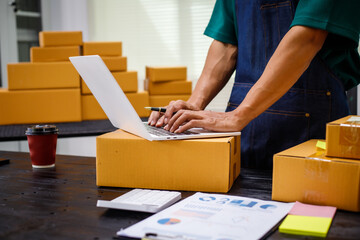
[326,115,360,159]
[83,42,122,56]
[144,78,192,95]
[81,91,149,119]
[81,95,107,120]
[272,139,360,212]
[7,62,80,90]
[126,91,150,117]
[102,56,127,71]
[149,95,190,107]
[39,31,83,47]
[0,88,81,125]
[81,71,138,95]
[146,66,187,82]
[30,46,80,62]
[96,130,241,192]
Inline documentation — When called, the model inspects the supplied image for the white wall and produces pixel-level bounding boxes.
[87,0,234,111]
[41,0,89,41]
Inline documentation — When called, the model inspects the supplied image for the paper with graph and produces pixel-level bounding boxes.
[117,192,294,240]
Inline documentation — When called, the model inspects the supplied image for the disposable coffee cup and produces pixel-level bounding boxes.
[25,125,58,168]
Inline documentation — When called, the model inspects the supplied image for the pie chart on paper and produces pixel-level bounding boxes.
[157,218,181,225]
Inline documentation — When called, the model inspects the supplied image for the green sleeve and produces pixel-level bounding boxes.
[204,0,238,45]
[291,0,360,90]
[290,0,360,45]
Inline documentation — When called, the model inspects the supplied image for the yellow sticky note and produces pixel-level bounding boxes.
[316,140,326,150]
[279,215,332,237]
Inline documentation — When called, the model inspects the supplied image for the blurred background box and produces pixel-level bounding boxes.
[0,88,81,125]
[39,31,83,47]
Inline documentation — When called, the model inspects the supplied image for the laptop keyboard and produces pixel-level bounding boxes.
[144,124,198,136]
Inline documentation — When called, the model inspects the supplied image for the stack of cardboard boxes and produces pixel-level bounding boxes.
[1,31,82,125]
[144,66,192,107]
[1,31,156,125]
[81,41,149,119]
[272,115,360,212]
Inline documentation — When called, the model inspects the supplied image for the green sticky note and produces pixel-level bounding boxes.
[279,215,332,238]
[316,140,326,150]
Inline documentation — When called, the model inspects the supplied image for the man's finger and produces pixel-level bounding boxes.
[155,115,166,127]
[148,111,161,125]
[174,119,203,133]
[170,111,201,132]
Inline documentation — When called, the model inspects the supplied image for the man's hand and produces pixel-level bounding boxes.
[164,110,245,133]
[147,100,200,127]
[148,39,238,128]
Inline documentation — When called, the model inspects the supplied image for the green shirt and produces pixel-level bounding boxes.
[204,0,360,90]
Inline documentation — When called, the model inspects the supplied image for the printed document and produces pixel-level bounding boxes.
[117,192,294,239]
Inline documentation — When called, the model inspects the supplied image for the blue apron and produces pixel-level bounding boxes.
[226,0,350,169]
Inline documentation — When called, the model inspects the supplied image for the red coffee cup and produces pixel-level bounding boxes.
[25,125,58,168]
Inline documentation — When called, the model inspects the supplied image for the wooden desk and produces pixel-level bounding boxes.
[0,151,359,239]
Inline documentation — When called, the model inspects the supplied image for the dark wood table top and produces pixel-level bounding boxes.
[0,151,359,240]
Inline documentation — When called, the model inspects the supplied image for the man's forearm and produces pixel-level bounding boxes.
[233,26,328,128]
[188,40,238,110]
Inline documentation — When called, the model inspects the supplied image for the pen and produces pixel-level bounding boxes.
[143,232,193,240]
[0,158,10,166]
[144,107,167,113]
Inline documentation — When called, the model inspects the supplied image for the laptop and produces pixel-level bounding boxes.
[70,55,240,141]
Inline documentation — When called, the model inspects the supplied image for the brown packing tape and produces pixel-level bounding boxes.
[304,154,330,183]
[326,115,360,159]
[339,123,360,155]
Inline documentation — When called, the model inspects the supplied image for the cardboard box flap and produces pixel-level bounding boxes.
[277,139,360,164]
[99,129,235,143]
[328,115,360,126]
[276,140,319,158]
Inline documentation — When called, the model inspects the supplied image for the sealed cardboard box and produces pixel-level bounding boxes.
[272,139,360,212]
[96,130,240,192]
[145,78,192,95]
[83,42,122,56]
[82,71,138,95]
[7,62,80,90]
[149,95,190,107]
[81,95,107,120]
[146,66,187,82]
[39,31,83,47]
[30,46,80,62]
[0,88,81,125]
[102,56,127,71]
[126,91,150,117]
[326,115,360,159]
